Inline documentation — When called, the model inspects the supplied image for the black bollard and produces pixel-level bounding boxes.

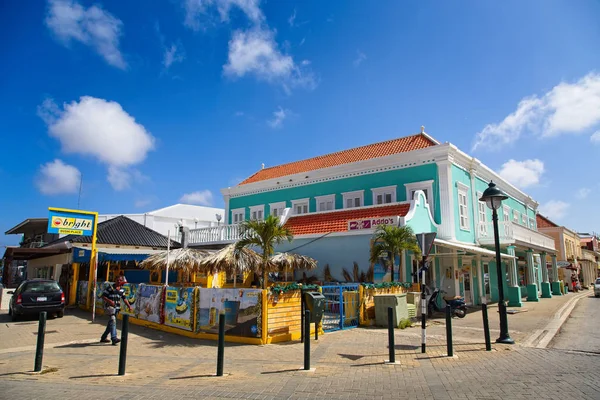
[34,311,47,372]
[315,318,319,341]
[304,310,311,370]
[118,314,129,376]
[482,303,491,351]
[421,285,427,353]
[445,305,453,357]
[387,307,395,363]
[216,311,225,376]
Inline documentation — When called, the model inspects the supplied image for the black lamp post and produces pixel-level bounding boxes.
[479,181,514,344]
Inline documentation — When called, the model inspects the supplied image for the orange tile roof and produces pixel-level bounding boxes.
[536,214,558,229]
[285,204,411,236]
[239,133,438,185]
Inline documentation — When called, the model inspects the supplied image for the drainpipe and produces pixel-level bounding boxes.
[468,160,481,244]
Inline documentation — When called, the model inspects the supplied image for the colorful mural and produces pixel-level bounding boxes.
[164,286,196,331]
[197,288,262,338]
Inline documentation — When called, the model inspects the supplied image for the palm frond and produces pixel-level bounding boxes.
[366,264,374,283]
[270,252,317,271]
[323,264,333,282]
[353,262,360,282]
[342,268,353,282]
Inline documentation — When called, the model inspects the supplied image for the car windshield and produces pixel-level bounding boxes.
[596,279,600,285]
[24,281,61,293]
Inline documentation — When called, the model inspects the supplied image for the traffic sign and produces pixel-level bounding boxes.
[416,232,437,258]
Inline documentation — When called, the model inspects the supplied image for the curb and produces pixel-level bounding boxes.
[522,291,588,349]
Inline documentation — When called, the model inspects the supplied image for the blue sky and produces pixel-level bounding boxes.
[2,0,600,246]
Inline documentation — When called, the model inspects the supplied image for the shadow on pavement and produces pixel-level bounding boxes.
[70,373,116,379]
[350,362,385,367]
[394,344,419,350]
[0,371,30,377]
[54,342,106,349]
[260,368,299,375]
[170,374,220,379]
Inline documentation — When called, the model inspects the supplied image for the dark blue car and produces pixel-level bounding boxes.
[8,279,65,321]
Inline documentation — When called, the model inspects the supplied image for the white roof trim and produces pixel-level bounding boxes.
[73,246,164,255]
[434,238,515,259]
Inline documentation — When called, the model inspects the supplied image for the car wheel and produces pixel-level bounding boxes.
[10,309,18,322]
[8,306,12,316]
[57,311,64,318]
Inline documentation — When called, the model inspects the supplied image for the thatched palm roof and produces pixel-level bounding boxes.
[196,244,268,275]
[139,248,212,274]
[270,252,318,271]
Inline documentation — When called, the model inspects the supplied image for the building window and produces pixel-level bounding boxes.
[512,210,520,223]
[372,185,397,205]
[249,205,264,221]
[231,208,245,224]
[291,198,309,215]
[269,202,286,218]
[529,217,536,230]
[315,194,335,212]
[521,214,527,226]
[477,192,487,235]
[404,180,435,214]
[342,190,364,209]
[457,183,470,231]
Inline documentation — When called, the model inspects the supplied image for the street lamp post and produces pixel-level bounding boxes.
[480,181,514,345]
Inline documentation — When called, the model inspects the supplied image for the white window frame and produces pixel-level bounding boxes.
[291,198,310,215]
[476,191,487,236]
[249,205,264,221]
[231,208,245,224]
[404,180,435,214]
[315,194,335,212]
[269,202,286,218]
[529,217,536,230]
[457,182,470,231]
[521,213,527,226]
[372,185,397,205]
[342,190,364,209]
[512,210,520,223]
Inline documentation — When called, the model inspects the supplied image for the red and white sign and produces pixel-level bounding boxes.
[348,216,398,231]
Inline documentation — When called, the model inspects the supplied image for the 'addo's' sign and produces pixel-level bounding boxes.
[348,216,398,231]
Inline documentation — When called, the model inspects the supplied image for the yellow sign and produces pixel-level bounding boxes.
[50,215,93,231]
[166,289,178,303]
[57,228,85,235]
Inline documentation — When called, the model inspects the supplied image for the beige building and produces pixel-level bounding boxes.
[536,214,583,289]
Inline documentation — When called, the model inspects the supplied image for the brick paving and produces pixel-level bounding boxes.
[1,291,599,399]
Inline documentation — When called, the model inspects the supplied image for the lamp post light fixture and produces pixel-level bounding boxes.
[216,213,222,227]
[479,181,514,345]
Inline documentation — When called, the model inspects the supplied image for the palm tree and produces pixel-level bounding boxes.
[235,215,294,289]
[369,225,421,282]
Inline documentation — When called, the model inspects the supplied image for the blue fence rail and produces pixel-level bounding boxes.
[320,284,360,332]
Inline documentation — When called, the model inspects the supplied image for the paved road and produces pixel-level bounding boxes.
[550,295,600,354]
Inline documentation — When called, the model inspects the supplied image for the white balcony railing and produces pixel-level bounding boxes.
[477,221,556,251]
[188,224,242,244]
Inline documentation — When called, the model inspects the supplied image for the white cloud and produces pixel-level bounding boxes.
[183,0,263,30]
[539,200,570,220]
[164,43,185,69]
[36,159,81,195]
[38,96,154,190]
[498,159,544,189]
[134,199,151,208]
[353,50,366,67]
[39,96,154,167]
[591,130,600,144]
[107,166,130,191]
[224,28,315,92]
[473,73,600,151]
[288,8,296,27]
[180,190,214,206]
[45,0,126,69]
[577,188,591,199]
[267,107,289,129]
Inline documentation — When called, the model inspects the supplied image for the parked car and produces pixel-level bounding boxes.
[595,278,600,298]
[7,279,65,321]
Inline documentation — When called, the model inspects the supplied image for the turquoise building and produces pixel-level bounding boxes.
[190,129,557,306]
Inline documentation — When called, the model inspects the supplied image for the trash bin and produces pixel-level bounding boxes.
[304,291,325,323]
[374,293,408,327]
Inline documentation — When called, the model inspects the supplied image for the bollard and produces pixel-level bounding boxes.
[315,319,319,341]
[304,310,311,370]
[445,305,453,357]
[387,307,395,363]
[482,303,492,351]
[118,314,129,376]
[34,311,47,372]
[421,285,427,353]
[216,311,225,376]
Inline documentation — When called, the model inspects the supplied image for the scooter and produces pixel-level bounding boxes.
[427,288,467,318]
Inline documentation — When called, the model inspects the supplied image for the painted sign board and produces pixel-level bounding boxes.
[348,216,398,231]
[556,261,572,268]
[47,209,95,236]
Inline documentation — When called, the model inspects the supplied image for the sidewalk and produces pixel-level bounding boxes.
[1,291,597,399]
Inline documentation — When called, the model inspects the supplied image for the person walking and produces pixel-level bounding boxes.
[100,276,132,345]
